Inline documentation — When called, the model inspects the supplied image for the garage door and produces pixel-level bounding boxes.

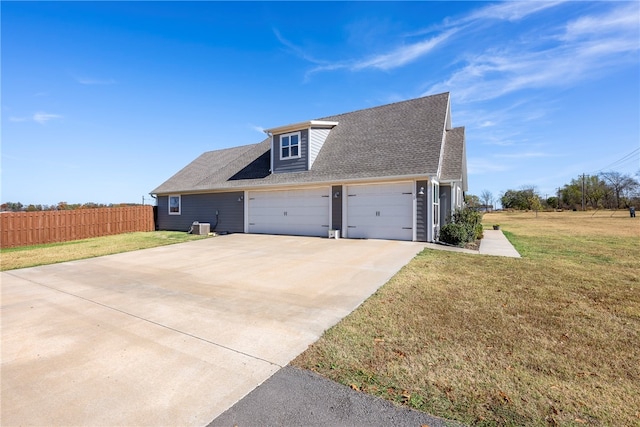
[248,187,330,237]
[346,182,413,241]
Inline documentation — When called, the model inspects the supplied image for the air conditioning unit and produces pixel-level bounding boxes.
[191,222,210,235]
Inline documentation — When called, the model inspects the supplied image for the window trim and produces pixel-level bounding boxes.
[432,182,440,230]
[279,131,301,160]
[168,194,181,215]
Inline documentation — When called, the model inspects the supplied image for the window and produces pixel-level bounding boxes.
[280,132,300,160]
[169,195,181,215]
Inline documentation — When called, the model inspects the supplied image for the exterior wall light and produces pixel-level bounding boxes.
[334,192,341,198]
[418,187,425,196]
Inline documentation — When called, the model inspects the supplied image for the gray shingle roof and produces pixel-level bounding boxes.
[152,92,461,194]
[441,127,465,181]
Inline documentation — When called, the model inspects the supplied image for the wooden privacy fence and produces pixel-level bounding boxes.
[0,206,155,248]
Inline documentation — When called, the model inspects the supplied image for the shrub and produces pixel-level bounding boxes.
[439,206,484,246]
[439,223,468,246]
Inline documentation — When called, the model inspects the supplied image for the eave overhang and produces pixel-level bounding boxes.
[264,120,339,135]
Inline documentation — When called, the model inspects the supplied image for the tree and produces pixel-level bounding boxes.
[584,175,607,208]
[561,174,607,210]
[465,194,480,208]
[1,202,24,212]
[480,190,493,211]
[501,186,540,210]
[599,171,639,208]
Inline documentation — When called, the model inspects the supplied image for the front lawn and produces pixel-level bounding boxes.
[0,231,207,271]
[292,211,639,426]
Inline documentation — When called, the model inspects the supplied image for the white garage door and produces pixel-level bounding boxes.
[346,182,413,241]
[248,187,330,237]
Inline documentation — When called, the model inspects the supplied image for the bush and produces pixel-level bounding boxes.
[439,223,468,246]
[439,206,484,246]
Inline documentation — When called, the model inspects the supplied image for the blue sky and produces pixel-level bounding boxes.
[2,1,639,206]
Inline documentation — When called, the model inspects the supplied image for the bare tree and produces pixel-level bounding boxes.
[480,190,493,211]
[600,171,640,208]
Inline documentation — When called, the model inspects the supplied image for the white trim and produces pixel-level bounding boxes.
[168,194,181,215]
[341,184,347,238]
[412,181,417,242]
[265,120,338,135]
[153,173,441,196]
[243,190,249,233]
[279,131,302,161]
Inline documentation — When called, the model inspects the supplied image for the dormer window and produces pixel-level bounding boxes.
[280,132,300,160]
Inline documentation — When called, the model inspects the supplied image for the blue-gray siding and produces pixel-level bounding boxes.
[157,192,244,233]
[272,129,308,173]
[331,185,343,232]
[416,180,428,242]
[440,185,452,227]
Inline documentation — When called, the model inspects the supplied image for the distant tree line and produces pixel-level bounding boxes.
[1,202,143,212]
[467,170,639,211]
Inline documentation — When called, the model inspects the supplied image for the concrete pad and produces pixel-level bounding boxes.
[478,229,521,258]
[1,234,424,426]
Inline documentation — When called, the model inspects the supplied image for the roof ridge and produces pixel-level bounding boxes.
[316,92,450,120]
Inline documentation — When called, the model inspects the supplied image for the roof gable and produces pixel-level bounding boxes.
[311,93,449,179]
[152,92,459,194]
[440,126,467,190]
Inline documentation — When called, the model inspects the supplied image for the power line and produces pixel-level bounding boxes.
[594,147,640,174]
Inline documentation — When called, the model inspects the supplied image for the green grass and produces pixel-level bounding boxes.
[293,211,640,426]
[0,231,208,271]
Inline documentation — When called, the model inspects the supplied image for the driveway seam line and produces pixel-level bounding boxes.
[5,271,283,369]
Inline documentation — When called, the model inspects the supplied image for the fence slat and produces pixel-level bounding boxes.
[0,206,154,248]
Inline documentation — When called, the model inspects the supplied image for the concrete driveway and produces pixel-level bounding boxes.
[1,234,424,426]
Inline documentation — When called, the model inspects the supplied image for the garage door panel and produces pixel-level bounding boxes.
[346,182,413,241]
[248,188,330,237]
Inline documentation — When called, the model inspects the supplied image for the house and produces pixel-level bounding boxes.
[151,92,467,242]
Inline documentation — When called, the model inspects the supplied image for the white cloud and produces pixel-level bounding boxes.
[273,29,326,66]
[9,116,28,122]
[465,1,566,23]
[495,152,552,159]
[33,112,63,125]
[427,3,639,103]
[467,157,511,175]
[562,3,639,41]
[351,30,456,71]
[249,124,266,134]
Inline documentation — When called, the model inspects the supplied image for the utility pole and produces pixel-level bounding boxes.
[582,173,586,211]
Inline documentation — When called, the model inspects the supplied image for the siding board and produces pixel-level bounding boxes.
[416,180,428,242]
[331,185,343,232]
[309,128,331,169]
[272,129,308,173]
[156,192,244,233]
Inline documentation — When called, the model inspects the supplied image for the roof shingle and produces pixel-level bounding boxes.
[152,92,461,194]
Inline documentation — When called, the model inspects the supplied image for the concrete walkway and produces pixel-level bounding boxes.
[422,229,521,258]
[478,229,521,257]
